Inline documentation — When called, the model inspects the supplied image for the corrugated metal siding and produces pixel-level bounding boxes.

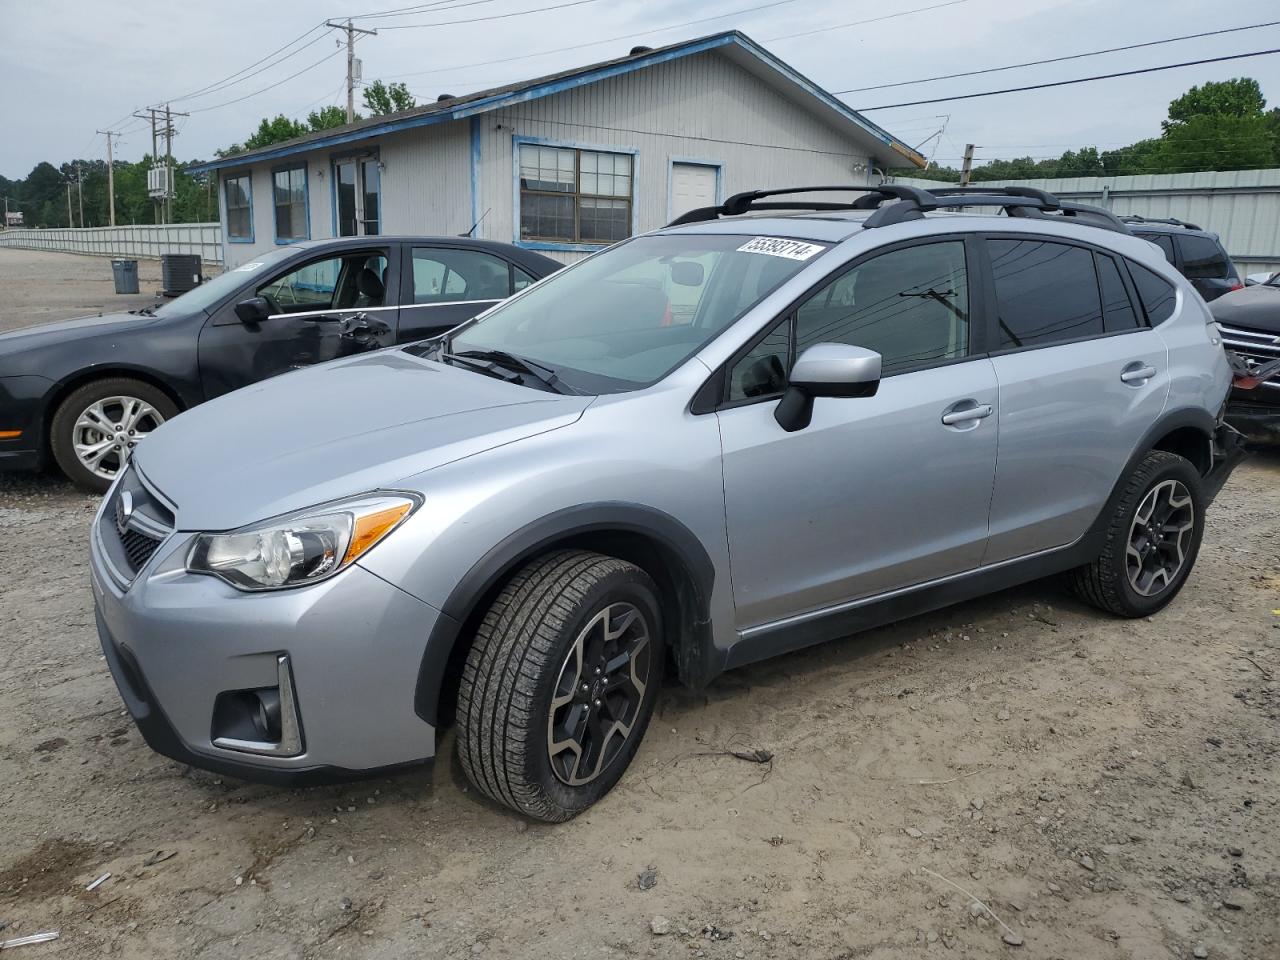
[890,169,1280,277]
[475,50,872,264]
[379,122,472,235]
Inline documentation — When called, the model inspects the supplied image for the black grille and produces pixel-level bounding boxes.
[101,467,175,580]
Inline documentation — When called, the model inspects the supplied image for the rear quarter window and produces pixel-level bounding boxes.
[1126,261,1178,325]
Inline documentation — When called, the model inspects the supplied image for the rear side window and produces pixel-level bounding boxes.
[1176,234,1231,279]
[1126,261,1178,325]
[1143,233,1176,264]
[412,247,513,304]
[1096,253,1142,332]
[989,239,1103,349]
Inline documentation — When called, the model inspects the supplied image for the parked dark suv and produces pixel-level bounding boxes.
[1210,271,1280,444]
[1121,216,1242,302]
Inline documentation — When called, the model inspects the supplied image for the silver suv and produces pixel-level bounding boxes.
[91,185,1243,822]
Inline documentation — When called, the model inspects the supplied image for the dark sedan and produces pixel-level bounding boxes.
[0,236,560,490]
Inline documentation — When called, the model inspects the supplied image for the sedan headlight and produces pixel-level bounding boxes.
[187,492,421,591]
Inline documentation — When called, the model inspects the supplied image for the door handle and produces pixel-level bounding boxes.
[1120,363,1157,384]
[941,402,993,426]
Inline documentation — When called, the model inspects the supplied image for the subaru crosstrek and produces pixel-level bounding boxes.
[91,185,1243,822]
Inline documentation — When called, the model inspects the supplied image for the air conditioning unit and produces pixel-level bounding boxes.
[147,164,173,199]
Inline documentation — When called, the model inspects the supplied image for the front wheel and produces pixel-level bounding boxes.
[49,378,178,493]
[1069,450,1205,617]
[456,550,663,822]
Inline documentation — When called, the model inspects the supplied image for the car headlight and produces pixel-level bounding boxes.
[187,492,421,591]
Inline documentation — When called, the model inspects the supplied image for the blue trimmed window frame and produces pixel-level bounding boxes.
[271,162,310,244]
[329,147,382,238]
[222,171,254,244]
[512,135,639,253]
[666,156,724,223]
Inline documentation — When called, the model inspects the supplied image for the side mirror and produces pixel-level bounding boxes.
[234,296,272,325]
[775,343,881,432]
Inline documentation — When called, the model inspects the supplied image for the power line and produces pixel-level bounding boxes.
[187,50,345,114]
[842,19,1280,93]
[378,0,612,29]
[168,24,334,104]
[766,0,970,42]
[344,0,503,20]
[853,47,1280,110]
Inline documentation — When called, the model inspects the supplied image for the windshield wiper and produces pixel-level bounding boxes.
[130,305,158,317]
[438,351,523,385]
[451,349,577,395]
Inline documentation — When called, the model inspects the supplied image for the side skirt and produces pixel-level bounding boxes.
[723,533,1102,673]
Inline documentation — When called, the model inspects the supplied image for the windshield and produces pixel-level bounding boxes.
[442,233,827,393]
[1265,272,1280,287]
[154,247,300,316]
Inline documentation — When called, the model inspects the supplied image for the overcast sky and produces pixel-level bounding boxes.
[2,0,1279,179]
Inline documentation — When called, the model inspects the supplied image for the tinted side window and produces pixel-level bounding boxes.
[1096,253,1142,332]
[1176,234,1231,279]
[989,239,1103,348]
[1127,261,1178,324]
[793,241,970,376]
[1143,233,1176,264]
[411,248,513,304]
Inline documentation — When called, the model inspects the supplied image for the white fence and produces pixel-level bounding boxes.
[0,223,223,264]
[890,169,1280,277]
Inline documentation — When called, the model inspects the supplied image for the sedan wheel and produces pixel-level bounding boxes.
[50,377,179,492]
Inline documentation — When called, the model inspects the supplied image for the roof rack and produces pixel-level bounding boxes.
[1119,215,1203,231]
[666,184,1132,234]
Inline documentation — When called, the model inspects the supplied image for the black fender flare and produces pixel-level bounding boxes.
[413,502,717,726]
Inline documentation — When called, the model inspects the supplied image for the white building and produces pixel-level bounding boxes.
[192,31,924,269]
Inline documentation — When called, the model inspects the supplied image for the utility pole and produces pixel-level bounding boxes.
[76,161,84,227]
[161,103,188,224]
[97,129,120,226]
[66,182,73,227]
[959,143,976,186]
[134,107,161,223]
[325,19,377,123]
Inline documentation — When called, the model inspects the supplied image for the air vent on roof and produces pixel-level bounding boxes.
[629,45,653,56]
[437,93,455,102]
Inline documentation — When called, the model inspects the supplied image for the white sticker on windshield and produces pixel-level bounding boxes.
[737,237,825,261]
[233,261,266,272]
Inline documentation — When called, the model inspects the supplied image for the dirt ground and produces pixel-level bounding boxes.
[0,247,217,334]
[1,252,1277,960]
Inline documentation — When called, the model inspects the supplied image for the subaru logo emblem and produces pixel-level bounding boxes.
[116,490,134,534]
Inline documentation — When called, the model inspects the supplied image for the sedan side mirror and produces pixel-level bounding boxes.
[234,296,272,325]
[775,343,881,432]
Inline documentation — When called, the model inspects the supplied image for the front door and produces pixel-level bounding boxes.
[396,244,536,343]
[335,156,381,236]
[716,238,999,630]
[981,236,1171,563]
[198,246,397,398]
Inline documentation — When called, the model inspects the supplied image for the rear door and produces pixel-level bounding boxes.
[982,235,1170,564]
[396,244,536,343]
[199,245,397,398]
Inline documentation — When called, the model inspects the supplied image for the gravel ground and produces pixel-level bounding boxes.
[1,252,1277,959]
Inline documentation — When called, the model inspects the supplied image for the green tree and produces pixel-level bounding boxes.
[362,79,415,116]
[1156,113,1275,173]
[307,104,352,131]
[1164,78,1265,130]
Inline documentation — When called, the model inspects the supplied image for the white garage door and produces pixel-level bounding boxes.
[671,163,719,220]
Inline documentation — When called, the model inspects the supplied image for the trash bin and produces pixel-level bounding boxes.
[111,259,139,295]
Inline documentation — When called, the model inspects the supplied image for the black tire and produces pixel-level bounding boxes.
[49,377,178,493]
[1068,450,1205,617]
[456,550,663,822]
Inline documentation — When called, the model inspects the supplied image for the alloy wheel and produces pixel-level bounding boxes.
[71,396,165,481]
[1125,479,1195,597]
[546,601,652,786]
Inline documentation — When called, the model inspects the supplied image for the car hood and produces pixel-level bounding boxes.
[134,348,593,530]
[0,311,163,354]
[1210,285,1280,334]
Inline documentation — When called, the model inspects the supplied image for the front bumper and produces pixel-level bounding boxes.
[91,518,445,784]
[0,375,52,471]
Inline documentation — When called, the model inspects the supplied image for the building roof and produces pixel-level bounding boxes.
[190,31,925,174]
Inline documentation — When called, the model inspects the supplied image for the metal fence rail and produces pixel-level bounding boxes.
[0,223,223,264]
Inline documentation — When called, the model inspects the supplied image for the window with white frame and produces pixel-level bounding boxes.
[518,143,632,244]
[272,165,308,241]
[224,174,252,240]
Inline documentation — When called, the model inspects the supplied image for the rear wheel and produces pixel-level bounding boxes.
[456,550,662,822]
[1069,450,1204,617]
[49,378,177,493]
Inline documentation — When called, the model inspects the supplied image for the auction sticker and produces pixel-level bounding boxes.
[232,261,267,272]
[737,237,825,261]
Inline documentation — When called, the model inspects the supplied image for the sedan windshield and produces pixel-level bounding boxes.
[442,234,827,393]
[154,247,300,317]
